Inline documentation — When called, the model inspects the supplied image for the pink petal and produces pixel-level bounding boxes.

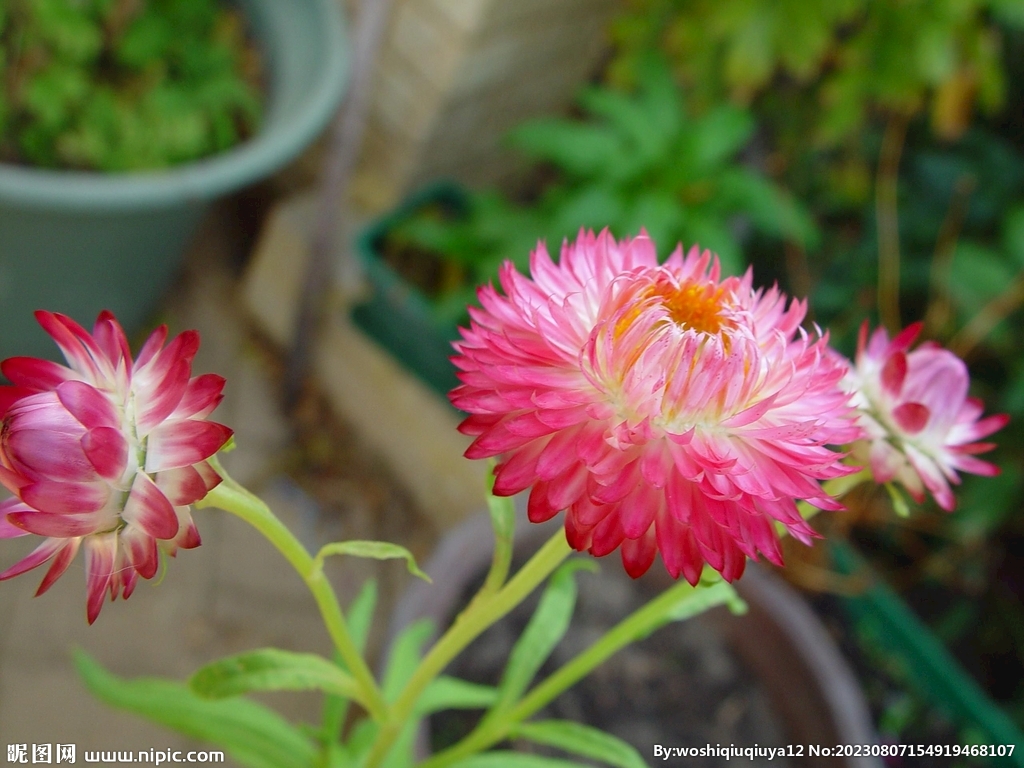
[890,321,923,353]
[134,325,169,369]
[84,533,117,623]
[892,402,930,434]
[620,531,657,578]
[91,312,132,370]
[22,480,110,515]
[0,537,65,580]
[35,539,82,595]
[34,312,107,382]
[135,359,191,434]
[122,473,179,540]
[1,357,72,390]
[493,440,546,496]
[4,427,94,483]
[527,480,558,523]
[0,385,35,417]
[134,331,200,432]
[618,482,657,539]
[589,511,625,558]
[6,511,103,537]
[56,380,119,430]
[881,351,907,396]
[171,374,226,419]
[144,420,233,472]
[172,517,202,551]
[155,461,222,506]
[535,428,582,481]
[122,526,160,579]
[82,426,129,480]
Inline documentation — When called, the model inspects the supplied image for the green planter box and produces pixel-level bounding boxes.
[351,184,470,399]
[0,0,349,361]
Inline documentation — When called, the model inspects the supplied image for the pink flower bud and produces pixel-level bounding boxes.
[843,322,1007,511]
[0,311,232,622]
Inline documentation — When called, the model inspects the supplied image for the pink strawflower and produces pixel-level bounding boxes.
[844,322,1007,511]
[451,230,860,583]
[0,311,232,622]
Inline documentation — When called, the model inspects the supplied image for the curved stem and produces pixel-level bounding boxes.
[197,464,387,722]
[420,578,739,768]
[365,530,572,768]
[876,110,910,334]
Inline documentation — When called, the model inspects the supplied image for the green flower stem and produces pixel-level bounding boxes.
[197,466,387,723]
[419,578,738,768]
[364,530,573,768]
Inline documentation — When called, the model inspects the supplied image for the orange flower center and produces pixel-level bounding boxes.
[656,279,728,335]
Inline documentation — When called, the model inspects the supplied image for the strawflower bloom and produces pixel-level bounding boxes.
[451,230,861,583]
[0,311,232,622]
[843,322,1007,511]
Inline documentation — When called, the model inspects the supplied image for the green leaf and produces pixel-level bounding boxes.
[415,676,499,715]
[513,720,647,768]
[483,465,516,590]
[950,241,1016,315]
[885,482,912,518]
[716,168,819,249]
[314,540,431,583]
[492,560,597,714]
[450,753,590,768]
[686,105,754,175]
[190,648,360,701]
[990,0,1024,28]
[509,120,622,178]
[382,619,435,702]
[75,651,317,768]
[1002,206,1024,269]
[322,579,379,744]
[347,578,380,656]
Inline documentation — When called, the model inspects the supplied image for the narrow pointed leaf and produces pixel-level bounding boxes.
[323,579,379,743]
[493,560,596,714]
[382,618,435,702]
[190,648,361,702]
[75,651,317,768]
[315,540,430,582]
[513,720,647,768]
[415,676,499,716]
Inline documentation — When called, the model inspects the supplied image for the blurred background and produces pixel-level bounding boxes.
[1,0,1022,765]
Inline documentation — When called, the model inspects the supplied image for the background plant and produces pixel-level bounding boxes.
[0,0,263,171]
[390,54,816,328]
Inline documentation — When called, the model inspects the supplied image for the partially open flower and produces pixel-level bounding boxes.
[451,230,860,583]
[0,311,232,622]
[844,322,1007,511]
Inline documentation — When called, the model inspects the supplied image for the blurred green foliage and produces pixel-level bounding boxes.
[0,0,263,171]
[610,0,1022,146]
[391,54,815,316]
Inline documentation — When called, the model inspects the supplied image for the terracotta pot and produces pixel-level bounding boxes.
[389,502,884,768]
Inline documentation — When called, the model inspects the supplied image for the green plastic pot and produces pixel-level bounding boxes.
[0,0,349,360]
[351,183,470,399]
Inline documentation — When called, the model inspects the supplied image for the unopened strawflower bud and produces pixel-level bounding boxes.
[451,230,861,583]
[0,311,232,622]
[843,322,1007,511]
